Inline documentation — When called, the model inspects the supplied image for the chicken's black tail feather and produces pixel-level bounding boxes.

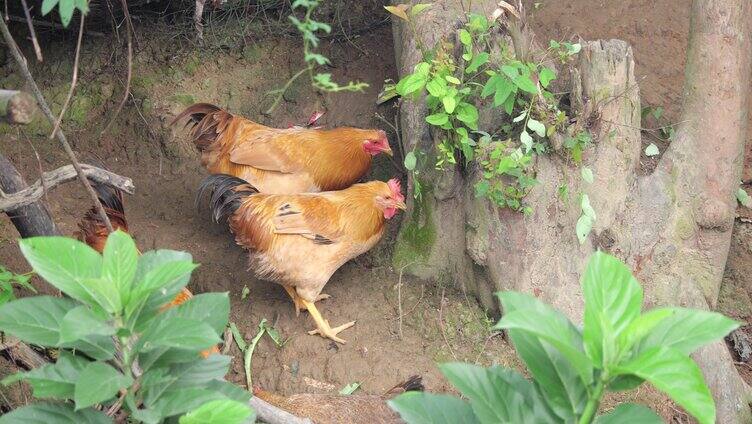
[197,174,258,222]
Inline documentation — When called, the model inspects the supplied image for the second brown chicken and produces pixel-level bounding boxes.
[198,174,405,344]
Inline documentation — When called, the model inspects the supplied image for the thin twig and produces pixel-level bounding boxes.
[49,15,85,139]
[18,0,42,62]
[397,267,404,340]
[100,0,133,135]
[0,16,115,232]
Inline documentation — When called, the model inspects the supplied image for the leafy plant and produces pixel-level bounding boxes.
[231,318,283,390]
[389,251,739,424]
[736,185,751,208]
[0,232,253,424]
[41,0,89,27]
[265,0,368,113]
[0,265,35,306]
[385,4,584,214]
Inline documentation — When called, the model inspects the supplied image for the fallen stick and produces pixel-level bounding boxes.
[0,164,135,212]
[249,396,314,424]
[0,334,48,370]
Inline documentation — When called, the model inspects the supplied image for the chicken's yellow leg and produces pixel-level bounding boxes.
[301,298,355,344]
[281,285,331,317]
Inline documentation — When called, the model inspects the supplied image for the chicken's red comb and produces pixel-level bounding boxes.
[387,178,404,200]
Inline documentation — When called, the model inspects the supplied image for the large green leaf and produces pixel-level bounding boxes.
[128,259,197,327]
[0,402,111,424]
[2,351,89,400]
[594,403,662,424]
[388,392,479,424]
[496,292,588,420]
[160,293,230,335]
[62,334,116,361]
[617,308,675,355]
[18,237,102,307]
[614,347,715,424]
[638,308,739,355]
[142,356,230,407]
[205,380,251,403]
[59,306,116,344]
[102,230,138,305]
[439,363,557,423]
[179,399,255,424]
[138,317,220,352]
[150,387,228,418]
[74,362,133,410]
[581,252,643,367]
[0,296,76,346]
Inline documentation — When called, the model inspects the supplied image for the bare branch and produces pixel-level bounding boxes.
[0,334,48,369]
[18,0,42,62]
[0,16,116,232]
[50,15,85,139]
[249,396,313,424]
[0,164,134,211]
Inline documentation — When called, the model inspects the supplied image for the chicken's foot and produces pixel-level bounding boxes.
[301,298,355,344]
[282,285,331,316]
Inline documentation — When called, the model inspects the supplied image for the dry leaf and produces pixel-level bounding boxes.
[492,1,521,21]
[384,4,410,21]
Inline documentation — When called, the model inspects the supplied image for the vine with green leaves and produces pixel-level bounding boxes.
[384,4,593,231]
[265,0,369,114]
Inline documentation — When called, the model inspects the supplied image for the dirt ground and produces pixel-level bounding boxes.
[0,1,749,422]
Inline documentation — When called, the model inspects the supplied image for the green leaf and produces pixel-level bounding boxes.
[539,67,556,88]
[581,167,594,184]
[102,230,138,302]
[179,399,255,424]
[520,131,533,152]
[425,78,447,98]
[160,293,230,335]
[465,52,489,74]
[339,382,361,395]
[581,194,596,219]
[59,306,115,344]
[445,75,461,85]
[614,347,715,424]
[425,113,449,126]
[150,387,226,418]
[638,308,740,355]
[496,292,588,420]
[513,75,538,94]
[18,237,102,307]
[388,392,479,424]
[304,53,330,65]
[512,111,527,123]
[493,78,514,107]
[439,363,557,423]
[459,29,472,46]
[481,74,500,98]
[581,252,643,367]
[74,362,132,410]
[495,305,593,386]
[576,215,593,244]
[139,317,220,352]
[0,402,111,424]
[594,403,662,424]
[737,187,752,207]
[127,259,198,325]
[456,103,479,129]
[410,3,432,16]
[395,73,428,96]
[5,351,90,400]
[0,295,77,346]
[59,0,75,27]
[617,308,675,354]
[527,119,546,137]
[442,96,457,114]
[644,143,659,157]
[41,0,60,15]
[404,152,417,171]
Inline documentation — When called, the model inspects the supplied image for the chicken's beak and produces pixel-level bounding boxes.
[383,146,394,157]
[395,200,407,210]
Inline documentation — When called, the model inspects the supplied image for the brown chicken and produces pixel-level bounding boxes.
[77,180,218,358]
[172,103,392,194]
[253,375,423,424]
[198,174,406,344]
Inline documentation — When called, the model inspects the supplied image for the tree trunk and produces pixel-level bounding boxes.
[0,153,59,237]
[391,0,752,421]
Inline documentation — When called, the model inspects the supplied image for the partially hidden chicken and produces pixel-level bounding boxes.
[253,375,423,424]
[172,103,392,194]
[77,180,218,358]
[198,174,406,344]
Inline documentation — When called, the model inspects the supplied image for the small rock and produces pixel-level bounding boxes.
[730,329,752,362]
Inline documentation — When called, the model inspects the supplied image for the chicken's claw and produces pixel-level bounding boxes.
[308,320,356,344]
